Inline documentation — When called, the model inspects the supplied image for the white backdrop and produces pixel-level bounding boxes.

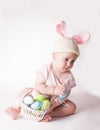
[0,0,100,97]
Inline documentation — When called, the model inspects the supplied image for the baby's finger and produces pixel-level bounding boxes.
[59,91,64,96]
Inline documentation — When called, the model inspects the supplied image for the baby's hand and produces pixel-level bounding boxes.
[53,86,66,96]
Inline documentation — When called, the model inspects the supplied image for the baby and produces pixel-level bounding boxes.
[5,21,90,122]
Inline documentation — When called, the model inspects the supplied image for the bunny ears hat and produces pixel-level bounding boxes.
[52,21,90,56]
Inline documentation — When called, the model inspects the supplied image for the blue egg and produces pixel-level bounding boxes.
[31,101,43,110]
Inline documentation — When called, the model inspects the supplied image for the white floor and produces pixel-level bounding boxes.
[0,87,100,130]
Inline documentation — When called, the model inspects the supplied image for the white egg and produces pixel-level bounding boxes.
[23,95,34,105]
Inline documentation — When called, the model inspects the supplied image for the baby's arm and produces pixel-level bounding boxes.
[34,74,66,96]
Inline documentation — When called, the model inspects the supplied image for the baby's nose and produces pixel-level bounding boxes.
[67,61,71,67]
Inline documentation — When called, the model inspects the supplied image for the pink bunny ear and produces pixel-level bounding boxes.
[56,21,67,37]
[72,32,90,44]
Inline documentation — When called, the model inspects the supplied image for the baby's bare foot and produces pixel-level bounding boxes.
[5,107,20,120]
[41,113,52,122]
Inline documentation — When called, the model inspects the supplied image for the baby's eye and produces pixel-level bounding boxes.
[71,60,75,63]
[65,58,68,61]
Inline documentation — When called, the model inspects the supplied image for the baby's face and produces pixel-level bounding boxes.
[52,52,78,73]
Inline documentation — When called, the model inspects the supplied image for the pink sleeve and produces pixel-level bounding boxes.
[36,65,48,82]
[35,65,55,95]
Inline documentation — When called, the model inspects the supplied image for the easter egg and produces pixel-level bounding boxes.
[34,94,46,102]
[23,95,34,105]
[31,101,43,110]
[41,99,50,110]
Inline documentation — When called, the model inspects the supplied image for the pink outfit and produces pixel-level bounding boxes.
[15,63,76,108]
[36,63,76,97]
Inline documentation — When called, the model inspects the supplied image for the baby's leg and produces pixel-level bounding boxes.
[5,87,33,120]
[51,99,76,117]
[41,99,76,122]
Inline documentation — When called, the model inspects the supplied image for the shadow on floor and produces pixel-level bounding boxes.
[70,87,100,113]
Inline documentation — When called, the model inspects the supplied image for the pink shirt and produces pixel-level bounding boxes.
[36,63,76,96]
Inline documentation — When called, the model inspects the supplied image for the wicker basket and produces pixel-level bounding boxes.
[21,102,48,122]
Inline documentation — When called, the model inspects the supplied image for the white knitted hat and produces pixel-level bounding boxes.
[52,37,80,56]
[52,21,90,56]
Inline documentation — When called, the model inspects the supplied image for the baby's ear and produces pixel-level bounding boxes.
[72,32,90,44]
[56,21,67,37]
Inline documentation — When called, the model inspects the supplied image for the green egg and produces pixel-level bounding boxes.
[41,99,51,110]
[34,94,46,102]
